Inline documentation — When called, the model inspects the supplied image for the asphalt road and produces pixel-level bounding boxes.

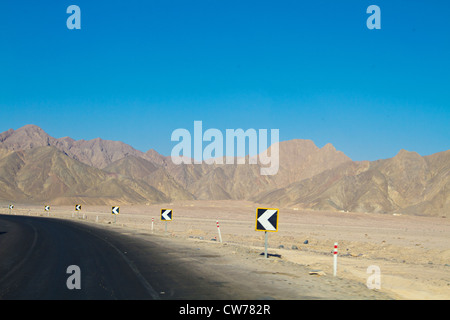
[0,214,393,301]
[0,214,255,300]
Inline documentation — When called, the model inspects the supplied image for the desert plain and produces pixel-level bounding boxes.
[2,199,449,300]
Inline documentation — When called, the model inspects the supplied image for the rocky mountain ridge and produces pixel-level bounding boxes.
[0,125,447,217]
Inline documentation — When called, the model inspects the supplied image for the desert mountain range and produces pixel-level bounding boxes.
[0,125,448,217]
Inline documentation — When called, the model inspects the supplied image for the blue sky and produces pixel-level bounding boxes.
[0,0,449,161]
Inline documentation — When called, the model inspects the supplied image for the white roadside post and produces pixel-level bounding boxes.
[333,242,338,277]
[152,217,154,233]
[216,220,223,243]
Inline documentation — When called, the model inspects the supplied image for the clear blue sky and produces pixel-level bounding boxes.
[0,0,449,161]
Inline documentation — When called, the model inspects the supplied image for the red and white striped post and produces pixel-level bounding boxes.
[216,220,223,243]
[333,242,338,277]
[151,217,154,233]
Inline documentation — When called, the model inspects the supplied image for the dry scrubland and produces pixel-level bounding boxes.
[2,200,449,300]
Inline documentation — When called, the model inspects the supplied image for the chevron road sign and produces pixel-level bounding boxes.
[256,207,279,259]
[45,205,50,212]
[255,208,279,232]
[75,204,81,211]
[112,206,120,215]
[161,209,173,221]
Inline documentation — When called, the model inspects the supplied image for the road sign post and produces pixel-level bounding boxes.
[112,206,119,223]
[264,231,268,258]
[74,204,81,218]
[255,208,279,258]
[161,209,173,234]
[45,205,50,217]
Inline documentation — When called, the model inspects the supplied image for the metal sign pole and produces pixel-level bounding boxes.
[264,231,268,258]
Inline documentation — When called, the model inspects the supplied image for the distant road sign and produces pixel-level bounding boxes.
[45,205,50,211]
[256,208,279,232]
[112,206,120,215]
[161,209,173,221]
[75,204,81,211]
[9,205,14,209]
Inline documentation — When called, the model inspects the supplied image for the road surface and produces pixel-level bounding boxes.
[0,214,252,299]
[0,214,391,300]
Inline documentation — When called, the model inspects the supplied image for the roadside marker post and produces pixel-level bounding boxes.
[8,204,14,215]
[216,220,223,243]
[333,242,338,277]
[151,217,154,233]
[45,205,50,217]
[255,208,279,258]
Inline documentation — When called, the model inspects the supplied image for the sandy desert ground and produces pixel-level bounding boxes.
[2,200,449,300]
